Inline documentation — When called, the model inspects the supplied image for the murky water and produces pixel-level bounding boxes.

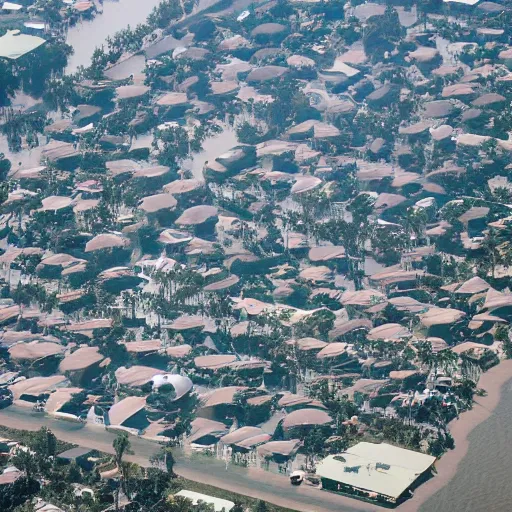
[421,378,512,512]
[65,0,164,73]
[183,126,238,180]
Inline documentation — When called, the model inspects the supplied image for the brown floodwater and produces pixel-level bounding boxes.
[421,377,512,512]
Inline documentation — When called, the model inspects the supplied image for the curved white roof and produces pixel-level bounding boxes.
[152,373,193,400]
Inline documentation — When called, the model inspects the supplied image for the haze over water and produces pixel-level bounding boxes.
[421,378,512,512]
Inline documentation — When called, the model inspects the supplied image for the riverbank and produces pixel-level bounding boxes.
[399,359,512,512]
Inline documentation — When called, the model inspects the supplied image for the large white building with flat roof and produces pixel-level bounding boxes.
[316,442,436,505]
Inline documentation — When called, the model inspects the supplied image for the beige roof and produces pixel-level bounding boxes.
[452,341,491,355]
[399,121,431,135]
[163,179,203,195]
[166,344,192,358]
[106,159,143,176]
[299,266,332,283]
[388,296,428,313]
[286,337,328,351]
[201,386,247,408]
[115,366,164,387]
[158,229,193,245]
[472,93,505,107]
[156,92,189,106]
[419,307,465,327]
[341,378,388,399]
[455,276,490,294]
[116,85,150,99]
[39,253,86,269]
[282,408,332,429]
[203,275,240,291]
[291,176,323,194]
[329,318,373,340]
[409,46,439,62]
[309,246,346,262]
[220,426,267,446]
[138,193,177,213]
[370,267,424,285]
[425,337,449,352]
[257,439,301,458]
[287,120,340,139]
[9,375,67,400]
[188,417,228,443]
[168,314,205,331]
[194,354,237,370]
[85,233,129,252]
[64,319,112,335]
[430,124,453,141]
[176,205,218,226]
[316,443,435,501]
[123,339,162,353]
[341,289,386,306]
[232,297,269,315]
[9,341,64,360]
[40,140,79,163]
[210,81,239,96]
[442,83,475,98]
[367,323,411,341]
[108,396,146,425]
[457,133,489,147]
[38,196,73,212]
[317,342,348,359]
[278,393,325,409]
[45,387,83,414]
[287,54,315,68]
[132,165,170,179]
[482,288,512,311]
[374,193,407,210]
[60,346,104,372]
[251,22,286,36]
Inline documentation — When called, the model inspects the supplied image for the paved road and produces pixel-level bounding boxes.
[0,407,378,512]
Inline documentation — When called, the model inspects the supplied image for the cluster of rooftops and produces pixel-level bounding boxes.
[1,0,512,504]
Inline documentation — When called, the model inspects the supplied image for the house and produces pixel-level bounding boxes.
[316,442,436,505]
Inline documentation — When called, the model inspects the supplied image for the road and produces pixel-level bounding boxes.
[0,407,378,512]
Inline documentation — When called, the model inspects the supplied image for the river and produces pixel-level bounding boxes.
[421,376,512,512]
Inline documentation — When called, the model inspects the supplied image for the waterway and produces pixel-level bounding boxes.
[421,377,512,512]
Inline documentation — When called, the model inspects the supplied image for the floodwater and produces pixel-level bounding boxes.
[421,377,512,512]
[65,0,164,73]
[183,125,238,180]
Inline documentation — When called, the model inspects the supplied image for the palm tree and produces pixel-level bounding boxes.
[437,349,458,376]
[113,433,131,511]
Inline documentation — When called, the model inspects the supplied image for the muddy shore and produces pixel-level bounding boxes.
[400,359,512,511]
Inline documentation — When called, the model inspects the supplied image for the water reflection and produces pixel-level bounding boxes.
[65,0,164,73]
[183,126,238,181]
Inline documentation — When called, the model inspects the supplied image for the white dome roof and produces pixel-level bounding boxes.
[152,374,193,400]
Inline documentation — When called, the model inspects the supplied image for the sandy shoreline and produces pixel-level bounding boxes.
[399,359,512,512]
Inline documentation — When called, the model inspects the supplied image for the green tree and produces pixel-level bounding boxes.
[113,433,132,511]
[0,61,19,106]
